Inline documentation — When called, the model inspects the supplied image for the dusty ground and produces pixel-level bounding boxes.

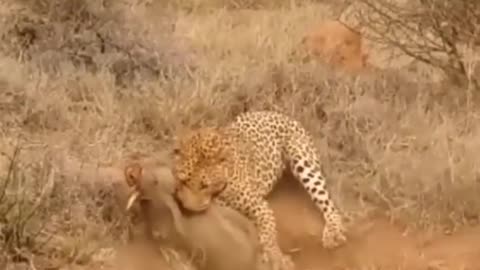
[114,176,480,270]
[271,179,480,270]
[1,0,479,269]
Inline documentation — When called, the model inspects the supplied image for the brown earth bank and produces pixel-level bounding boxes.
[116,175,480,270]
[271,179,480,270]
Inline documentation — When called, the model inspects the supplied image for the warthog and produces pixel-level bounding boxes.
[123,160,266,270]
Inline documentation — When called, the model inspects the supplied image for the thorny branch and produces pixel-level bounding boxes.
[351,0,480,90]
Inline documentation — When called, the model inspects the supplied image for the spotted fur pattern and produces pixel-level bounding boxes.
[172,111,347,270]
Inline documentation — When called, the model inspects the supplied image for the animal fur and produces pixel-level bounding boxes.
[122,155,265,270]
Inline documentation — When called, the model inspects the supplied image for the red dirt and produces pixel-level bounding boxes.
[270,179,480,270]
[112,170,480,270]
[302,20,369,73]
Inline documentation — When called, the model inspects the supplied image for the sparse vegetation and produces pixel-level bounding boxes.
[352,0,480,89]
[1,0,480,269]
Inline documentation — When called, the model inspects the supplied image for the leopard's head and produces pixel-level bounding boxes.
[172,127,228,212]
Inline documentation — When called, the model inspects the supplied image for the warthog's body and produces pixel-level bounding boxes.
[123,162,264,270]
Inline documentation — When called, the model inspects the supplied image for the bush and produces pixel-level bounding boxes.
[0,0,194,87]
[351,0,480,90]
[0,146,129,268]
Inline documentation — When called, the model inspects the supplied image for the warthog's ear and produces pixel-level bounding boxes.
[124,162,143,188]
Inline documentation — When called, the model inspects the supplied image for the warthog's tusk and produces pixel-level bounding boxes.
[126,190,140,211]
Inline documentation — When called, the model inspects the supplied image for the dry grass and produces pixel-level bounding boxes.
[0,0,479,269]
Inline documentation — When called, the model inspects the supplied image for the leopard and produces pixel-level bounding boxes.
[172,110,347,270]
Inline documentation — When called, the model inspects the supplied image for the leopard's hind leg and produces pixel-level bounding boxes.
[286,133,347,249]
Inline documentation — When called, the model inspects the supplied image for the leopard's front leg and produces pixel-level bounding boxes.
[220,184,295,270]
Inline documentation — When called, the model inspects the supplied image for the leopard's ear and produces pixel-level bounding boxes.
[124,162,144,188]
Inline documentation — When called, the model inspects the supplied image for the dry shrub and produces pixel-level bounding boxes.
[155,0,336,12]
[0,0,194,87]
[121,155,264,270]
[0,146,129,269]
[349,0,480,90]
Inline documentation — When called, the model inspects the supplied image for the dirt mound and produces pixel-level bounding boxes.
[268,177,480,270]
[302,20,369,73]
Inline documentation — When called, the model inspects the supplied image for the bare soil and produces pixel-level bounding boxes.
[115,175,480,270]
[271,179,480,270]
